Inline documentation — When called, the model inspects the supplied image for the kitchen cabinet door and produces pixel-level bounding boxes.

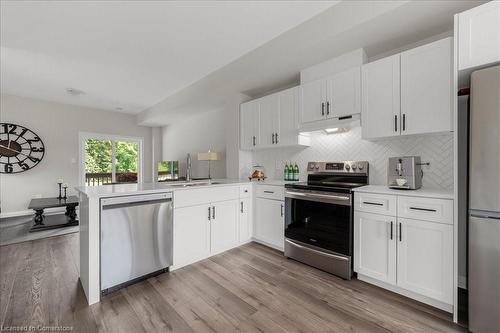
[458,0,500,70]
[259,94,280,147]
[210,199,239,255]
[327,67,361,118]
[240,100,260,150]
[396,218,453,304]
[254,198,284,251]
[173,204,211,269]
[361,54,401,139]
[239,198,252,244]
[277,87,298,146]
[400,38,452,135]
[299,79,326,124]
[354,211,396,285]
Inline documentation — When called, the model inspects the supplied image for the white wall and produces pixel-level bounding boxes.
[161,108,228,179]
[0,94,153,214]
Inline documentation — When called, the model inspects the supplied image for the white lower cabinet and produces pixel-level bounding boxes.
[173,204,211,269]
[254,197,284,250]
[397,217,453,304]
[354,192,454,310]
[210,199,239,255]
[172,186,248,270]
[239,198,252,243]
[354,212,396,284]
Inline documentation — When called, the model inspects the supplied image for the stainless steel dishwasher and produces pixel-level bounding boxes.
[100,192,173,295]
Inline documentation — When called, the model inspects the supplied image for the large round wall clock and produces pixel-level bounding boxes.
[0,123,45,174]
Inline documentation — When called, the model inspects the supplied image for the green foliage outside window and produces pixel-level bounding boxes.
[85,139,138,173]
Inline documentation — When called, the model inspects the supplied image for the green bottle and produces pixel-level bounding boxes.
[294,163,299,181]
[288,162,293,181]
[284,163,289,181]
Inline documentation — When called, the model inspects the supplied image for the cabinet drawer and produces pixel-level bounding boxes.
[174,186,239,208]
[398,196,453,225]
[355,192,396,216]
[255,185,284,200]
[239,184,252,198]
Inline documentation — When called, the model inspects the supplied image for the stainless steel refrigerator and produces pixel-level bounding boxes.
[468,65,500,333]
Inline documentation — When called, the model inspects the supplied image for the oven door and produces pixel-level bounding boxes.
[284,189,352,256]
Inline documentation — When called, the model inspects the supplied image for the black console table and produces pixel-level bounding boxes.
[28,196,79,232]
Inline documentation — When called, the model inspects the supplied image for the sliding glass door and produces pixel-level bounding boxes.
[81,134,142,186]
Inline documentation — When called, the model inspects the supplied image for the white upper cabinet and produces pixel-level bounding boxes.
[361,38,452,139]
[400,38,452,135]
[277,87,299,146]
[240,100,260,150]
[458,0,500,71]
[361,54,401,139]
[240,87,308,150]
[327,66,361,118]
[299,79,327,124]
[299,67,361,126]
[259,94,280,146]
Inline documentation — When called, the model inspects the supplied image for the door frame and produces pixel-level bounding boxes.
[78,131,144,186]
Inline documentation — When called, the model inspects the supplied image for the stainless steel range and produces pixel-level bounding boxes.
[284,161,369,280]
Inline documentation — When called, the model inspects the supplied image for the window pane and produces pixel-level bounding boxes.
[85,139,112,186]
[115,141,138,183]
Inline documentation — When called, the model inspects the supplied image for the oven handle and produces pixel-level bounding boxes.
[285,190,351,206]
[285,239,349,262]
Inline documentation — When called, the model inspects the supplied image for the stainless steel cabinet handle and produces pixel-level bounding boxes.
[212,206,215,220]
[390,221,393,240]
[326,101,330,115]
[402,114,406,131]
[272,133,275,144]
[409,207,437,212]
[394,115,398,132]
[240,201,244,213]
[363,201,383,206]
[399,222,402,242]
[253,136,256,146]
[321,102,325,116]
[263,190,274,194]
[208,206,211,221]
[275,133,279,144]
[280,204,284,217]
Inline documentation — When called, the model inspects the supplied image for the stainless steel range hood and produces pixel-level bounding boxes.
[299,114,360,134]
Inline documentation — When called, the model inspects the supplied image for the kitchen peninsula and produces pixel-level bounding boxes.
[75,179,287,304]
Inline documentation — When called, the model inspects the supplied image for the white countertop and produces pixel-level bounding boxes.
[74,178,295,198]
[74,179,249,198]
[352,185,454,200]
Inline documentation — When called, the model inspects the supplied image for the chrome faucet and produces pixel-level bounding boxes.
[186,153,192,182]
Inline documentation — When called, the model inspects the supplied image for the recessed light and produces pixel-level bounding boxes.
[66,87,84,96]
[324,127,349,135]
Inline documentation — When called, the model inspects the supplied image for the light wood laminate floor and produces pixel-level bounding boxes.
[0,233,465,333]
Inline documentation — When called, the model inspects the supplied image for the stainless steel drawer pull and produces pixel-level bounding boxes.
[263,190,275,194]
[363,201,383,206]
[409,207,437,212]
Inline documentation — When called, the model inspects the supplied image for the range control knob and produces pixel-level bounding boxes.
[358,164,364,170]
[352,164,357,170]
[315,165,320,170]
[345,164,351,171]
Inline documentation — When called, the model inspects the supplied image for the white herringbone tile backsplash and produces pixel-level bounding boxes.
[251,127,454,190]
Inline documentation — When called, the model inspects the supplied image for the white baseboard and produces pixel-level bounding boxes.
[0,207,78,219]
[458,275,467,289]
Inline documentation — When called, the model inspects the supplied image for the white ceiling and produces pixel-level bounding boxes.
[139,0,484,126]
[0,0,337,114]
